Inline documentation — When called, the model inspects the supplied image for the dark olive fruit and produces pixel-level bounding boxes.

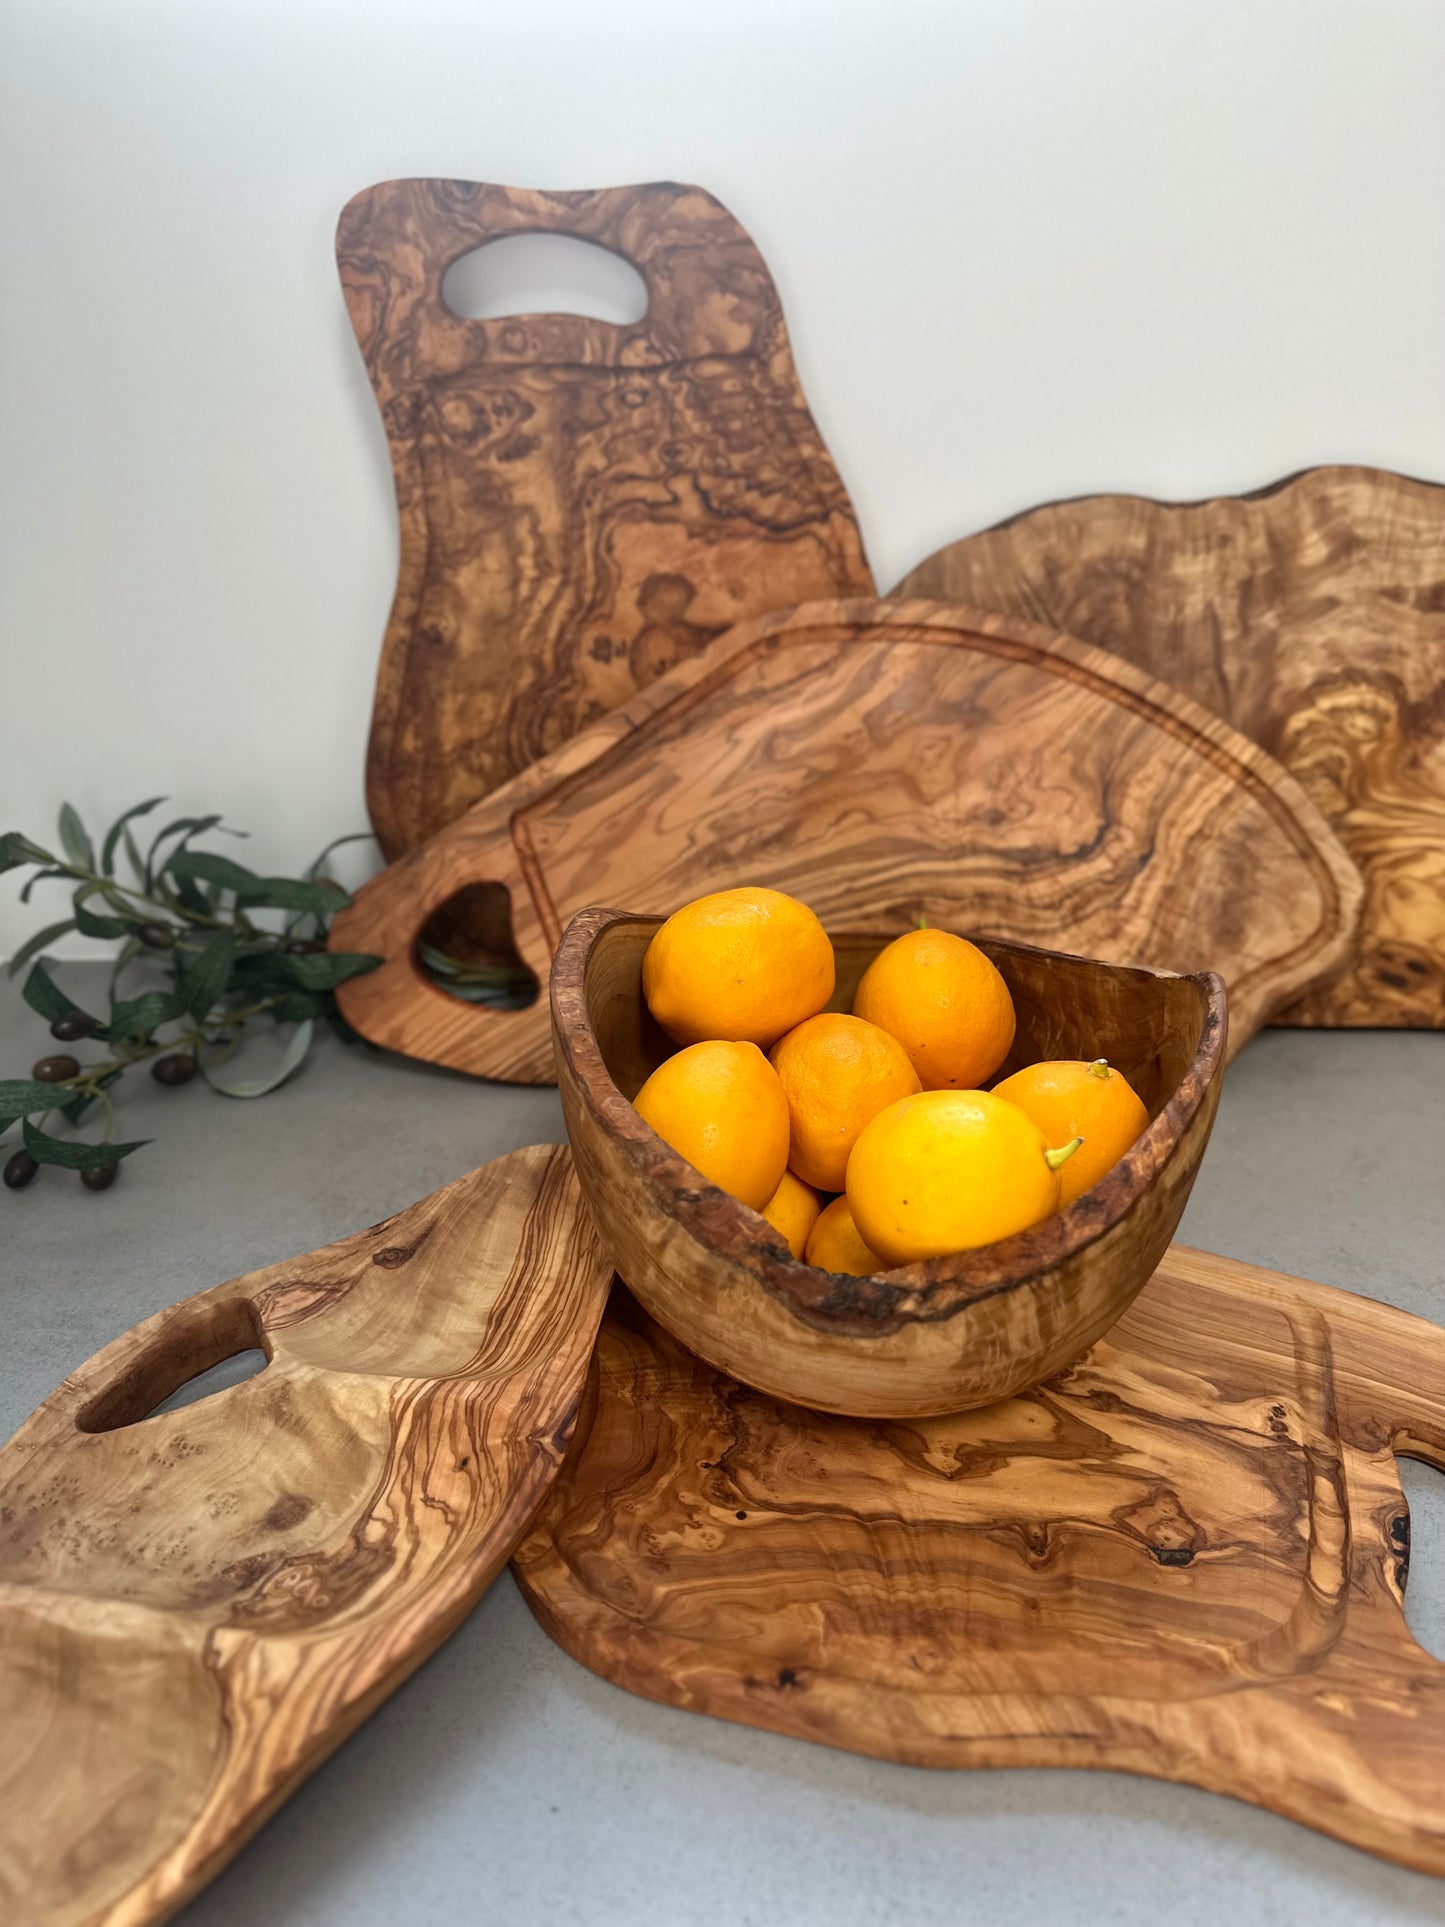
[80,1163,119,1192]
[3,1150,39,1191]
[151,1052,197,1087]
[50,1010,99,1042]
[284,938,325,955]
[32,1054,80,1083]
[136,921,175,949]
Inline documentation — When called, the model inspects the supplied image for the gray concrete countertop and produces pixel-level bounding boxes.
[5,970,1445,1927]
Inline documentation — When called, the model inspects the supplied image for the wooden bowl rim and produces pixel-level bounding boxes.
[552,907,1228,1331]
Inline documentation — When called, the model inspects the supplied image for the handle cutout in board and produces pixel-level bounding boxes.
[1397,1456,1445,1663]
[418,881,542,1012]
[76,1297,270,1434]
[442,233,649,326]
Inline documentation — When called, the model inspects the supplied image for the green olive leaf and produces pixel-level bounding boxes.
[57,803,94,871]
[0,1080,68,1126]
[6,920,79,979]
[143,814,228,888]
[19,868,73,904]
[20,959,75,1020]
[202,1019,314,1098]
[2,831,54,872]
[304,831,375,881]
[108,990,185,1040]
[166,849,262,893]
[178,930,236,1021]
[122,826,148,885]
[267,991,324,1024]
[238,877,350,915]
[23,1117,149,1170]
[72,890,129,940]
[100,797,167,876]
[231,948,380,993]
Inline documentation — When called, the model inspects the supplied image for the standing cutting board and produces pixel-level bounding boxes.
[329,598,1362,1081]
[514,1250,1445,1877]
[338,177,874,859]
[895,465,1445,1027]
[0,1146,610,1927]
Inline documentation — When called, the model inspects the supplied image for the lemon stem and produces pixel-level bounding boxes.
[1044,1136,1085,1171]
[1088,1058,1110,1079]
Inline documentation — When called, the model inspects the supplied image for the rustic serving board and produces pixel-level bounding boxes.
[0,1146,610,1927]
[338,177,874,862]
[330,598,1363,1081]
[514,1250,1445,1877]
[895,465,1445,1027]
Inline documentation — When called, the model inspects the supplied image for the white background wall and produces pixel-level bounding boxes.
[3,0,1443,958]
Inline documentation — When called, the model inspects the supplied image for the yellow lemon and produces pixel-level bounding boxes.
[804,1195,885,1276]
[768,1012,921,1190]
[992,1058,1150,1206]
[846,1089,1074,1265]
[632,1040,789,1210]
[760,1168,825,1259]
[642,887,835,1048]
[853,928,1015,1090]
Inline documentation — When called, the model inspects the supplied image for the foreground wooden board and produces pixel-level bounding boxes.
[0,1146,610,1927]
[331,598,1362,1081]
[338,177,873,861]
[515,1252,1445,1876]
[895,465,1445,1027]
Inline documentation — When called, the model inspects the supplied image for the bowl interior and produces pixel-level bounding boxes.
[586,924,1207,1132]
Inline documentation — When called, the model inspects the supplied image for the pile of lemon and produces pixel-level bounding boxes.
[632,886,1152,1275]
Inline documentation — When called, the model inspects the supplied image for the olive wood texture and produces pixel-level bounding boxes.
[330,599,1363,1082]
[338,177,874,860]
[895,466,1445,1027]
[0,1146,610,1927]
[552,908,1224,1418]
[515,1252,1445,1877]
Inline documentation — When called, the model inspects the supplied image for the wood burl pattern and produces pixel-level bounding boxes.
[895,466,1445,1026]
[515,1252,1445,1876]
[337,178,874,859]
[0,1146,610,1927]
[330,599,1362,1082]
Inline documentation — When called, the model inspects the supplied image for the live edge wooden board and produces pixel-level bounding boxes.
[331,598,1363,1082]
[0,1147,610,1927]
[896,465,1445,1027]
[338,178,873,860]
[515,1254,1445,1877]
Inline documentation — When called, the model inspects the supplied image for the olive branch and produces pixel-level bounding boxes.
[1,799,382,1193]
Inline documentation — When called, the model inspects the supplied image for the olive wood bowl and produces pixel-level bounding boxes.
[552,908,1227,1418]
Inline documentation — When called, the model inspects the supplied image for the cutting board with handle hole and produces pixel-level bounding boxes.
[338,177,874,864]
[329,597,1362,1082]
[895,465,1445,1028]
[514,1248,1445,1877]
[0,1145,610,1927]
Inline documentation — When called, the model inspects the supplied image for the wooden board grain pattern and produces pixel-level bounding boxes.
[338,177,874,859]
[514,1250,1445,1876]
[0,1146,611,1927]
[895,465,1445,1026]
[331,598,1363,1081]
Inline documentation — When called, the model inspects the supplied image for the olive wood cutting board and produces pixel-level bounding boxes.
[895,465,1445,1027]
[338,177,874,862]
[329,598,1363,1081]
[0,1146,610,1927]
[514,1251,1445,1877]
